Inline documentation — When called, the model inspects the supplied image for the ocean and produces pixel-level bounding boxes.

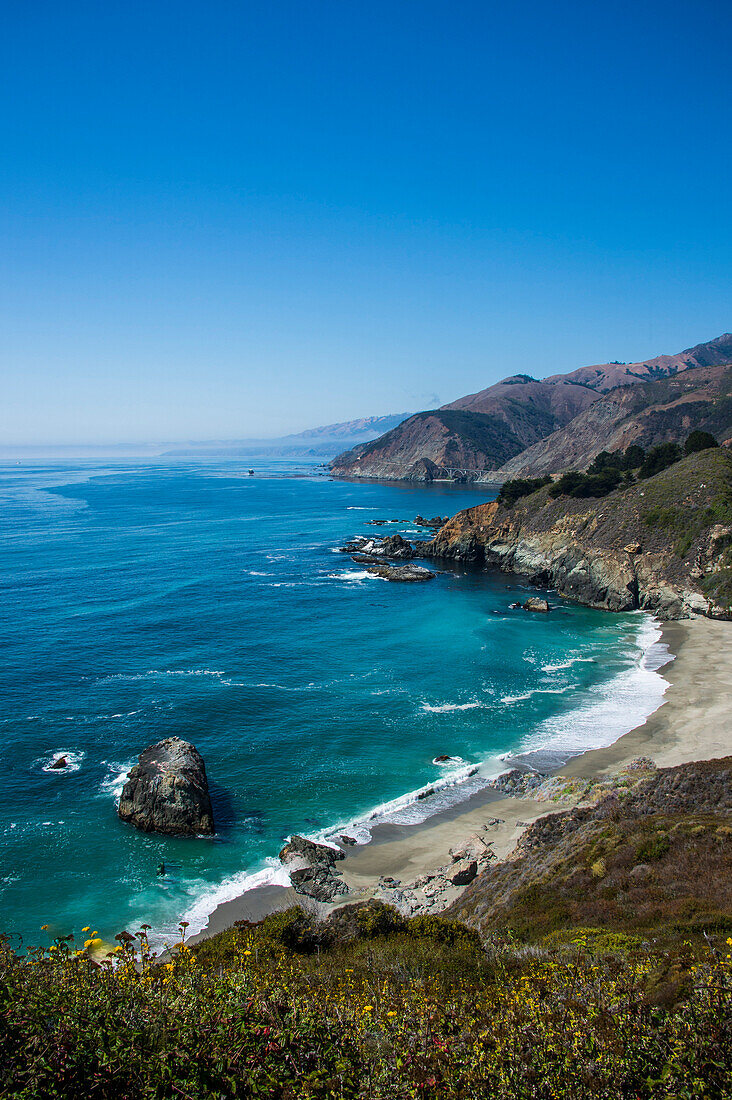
[0,457,670,948]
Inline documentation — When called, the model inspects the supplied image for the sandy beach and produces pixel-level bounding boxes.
[193,615,731,941]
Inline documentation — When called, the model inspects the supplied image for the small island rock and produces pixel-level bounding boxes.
[523,597,550,612]
[118,737,215,836]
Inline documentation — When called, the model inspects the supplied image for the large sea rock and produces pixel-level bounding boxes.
[118,737,215,836]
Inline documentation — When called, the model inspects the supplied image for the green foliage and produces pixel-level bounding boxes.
[2,921,731,1098]
[541,927,644,953]
[547,443,651,500]
[496,475,552,507]
[639,442,683,479]
[685,429,719,455]
[549,466,623,499]
[635,832,671,862]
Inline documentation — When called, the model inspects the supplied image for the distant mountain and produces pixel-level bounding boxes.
[164,413,411,458]
[289,413,411,441]
[331,334,732,482]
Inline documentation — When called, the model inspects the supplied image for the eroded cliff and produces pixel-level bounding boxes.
[422,448,732,620]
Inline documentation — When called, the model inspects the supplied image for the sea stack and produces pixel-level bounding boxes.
[118,737,215,836]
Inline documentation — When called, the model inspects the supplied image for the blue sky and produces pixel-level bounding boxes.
[1,0,730,444]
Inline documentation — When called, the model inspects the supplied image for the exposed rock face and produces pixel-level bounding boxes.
[339,534,415,560]
[118,738,215,836]
[279,835,349,902]
[378,534,413,559]
[50,756,68,770]
[423,449,732,620]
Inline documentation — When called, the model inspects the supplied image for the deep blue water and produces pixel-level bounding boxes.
[0,457,668,948]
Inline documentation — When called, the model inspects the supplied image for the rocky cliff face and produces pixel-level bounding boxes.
[422,448,732,620]
[118,737,215,836]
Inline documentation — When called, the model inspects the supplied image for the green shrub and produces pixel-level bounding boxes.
[497,476,552,507]
[635,833,671,862]
[685,429,718,455]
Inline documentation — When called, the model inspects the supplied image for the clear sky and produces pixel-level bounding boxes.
[2,0,730,445]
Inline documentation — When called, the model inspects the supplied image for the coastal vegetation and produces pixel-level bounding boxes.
[2,758,731,1097]
[2,910,730,1098]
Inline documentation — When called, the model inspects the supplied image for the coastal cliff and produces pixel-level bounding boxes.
[422,447,732,620]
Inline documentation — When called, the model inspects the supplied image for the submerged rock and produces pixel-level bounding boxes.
[118,737,215,836]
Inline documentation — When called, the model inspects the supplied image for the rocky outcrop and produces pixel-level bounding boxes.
[523,597,549,612]
[423,448,732,619]
[279,836,349,902]
[365,563,435,582]
[339,534,414,559]
[118,738,215,836]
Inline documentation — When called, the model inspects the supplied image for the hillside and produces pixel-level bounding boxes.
[423,447,732,619]
[2,754,730,1097]
[331,408,529,480]
[449,756,732,942]
[494,363,732,478]
[549,331,732,392]
[331,334,732,481]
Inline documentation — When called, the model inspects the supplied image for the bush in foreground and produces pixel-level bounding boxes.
[1,911,731,1098]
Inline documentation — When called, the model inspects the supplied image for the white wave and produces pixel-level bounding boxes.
[99,761,134,804]
[420,701,486,713]
[176,859,292,939]
[100,668,226,683]
[346,506,376,510]
[318,758,508,846]
[269,581,325,588]
[247,571,272,576]
[500,686,571,703]
[541,656,596,672]
[520,616,672,760]
[327,569,382,582]
[40,749,84,774]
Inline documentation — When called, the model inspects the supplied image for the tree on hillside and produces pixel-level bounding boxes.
[684,430,718,455]
[638,442,682,479]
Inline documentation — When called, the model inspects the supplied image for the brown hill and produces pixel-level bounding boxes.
[331,334,732,482]
[494,363,732,478]
[549,332,732,392]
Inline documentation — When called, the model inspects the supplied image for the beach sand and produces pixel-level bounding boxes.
[192,616,731,941]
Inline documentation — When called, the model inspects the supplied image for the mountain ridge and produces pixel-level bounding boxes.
[331,334,732,481]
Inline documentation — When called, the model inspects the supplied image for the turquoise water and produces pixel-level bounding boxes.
[0,458,668,947]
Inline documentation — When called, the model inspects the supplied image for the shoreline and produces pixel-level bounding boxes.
[192,615,730,942]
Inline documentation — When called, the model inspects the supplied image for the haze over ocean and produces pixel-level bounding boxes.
[0,458,669,945]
